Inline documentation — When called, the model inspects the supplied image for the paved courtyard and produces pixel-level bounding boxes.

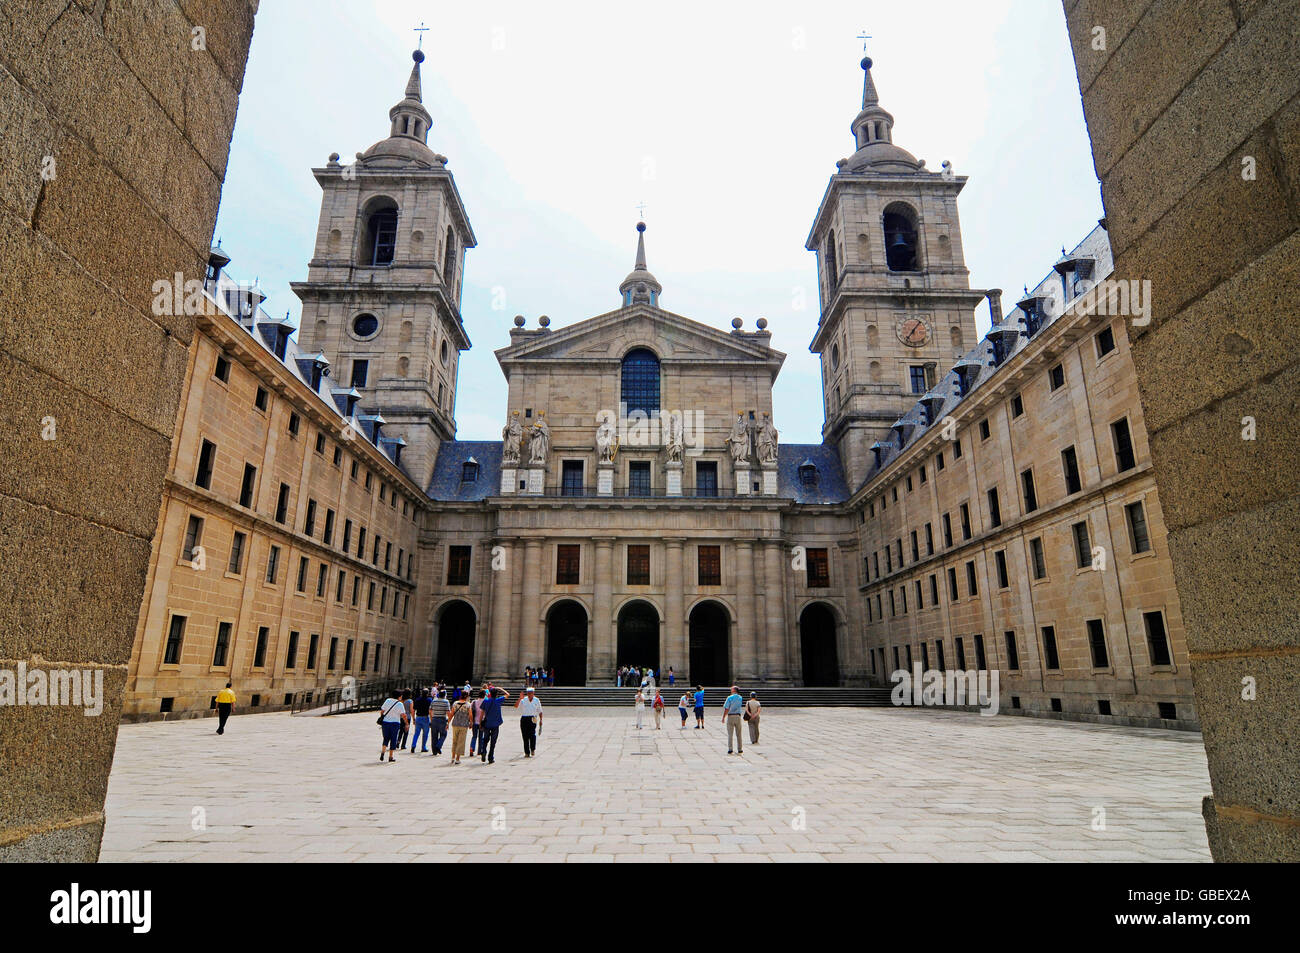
[101,707,1212,862]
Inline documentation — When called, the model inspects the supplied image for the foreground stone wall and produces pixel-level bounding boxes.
[1063,0,1300,860]
[0,0,256,861]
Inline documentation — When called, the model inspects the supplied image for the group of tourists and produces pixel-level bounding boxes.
[522,666,554,687]
[616,665,675,687]
[633,684,762,754]
[377,681,544,765]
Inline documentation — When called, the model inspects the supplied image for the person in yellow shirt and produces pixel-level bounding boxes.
[215,683,236,735]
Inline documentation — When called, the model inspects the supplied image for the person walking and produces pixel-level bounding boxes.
[667,668,675,688]
[429,689,451,755]
[652,689,665,729]
[215,682,236,734]
[516,686,543,757]
[448,693,473,764]
[378,690,407,762]
[469,687,485,758]
[721,685,745,754]
[410,689,433,753]
[677,691,690,729]
[397,689,414,750]
[744,692,762,745]
[693,685,705,729]
[479,686,510,763]
[634,687,646,729]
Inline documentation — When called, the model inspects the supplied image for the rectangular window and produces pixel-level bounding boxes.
[285,631,299,669]
[384,542,392,571]
[947,567,958,601]
[254,386,268,412]
[987,487,1002,528]
[351,575,360,606]
[1021,468,1038,513]
[163,615,186,665]
[304,499,317,536]
[1111,418,1136,472]
[1062,446,1082,494]
[239,463,257,508]
[955,636,966,671]
[1048,362,1065,391]
[561,460,584,496]
[350,359,369,388]
[807,548,830,588]
[627,545,650,585]
[228,531,246,574]
[888,590,896,617]
[995,550,1009,589]
[921,642,930,670]
[1126,500,1152,553]
[373,536,381,565]
[315,433,326,455]
[924,523,934,555]
[959,503,972,540]
[266,545,280,584]
[697,545,722,586]
[695,461,718,498]
[965,560,978,597]
[935,640,946,672]
[333,446,342,467]
[872,552,880,579]
[328,637,338,671]
[195,439,216,490]
[357,527,366,559]
[307,633,319,670]
[910,531,919,562]
[929,573,939,606]
[316,563,327,597]
[343,519,353,552]
[909,366,927,394]
[182,514,203,563]
[1042,626,1060,670]
[296,556,309,593]
[275,483,290,523]
[1087,619,1109,668]
[979,418,990,441]
[953,439,962,460]
[1144,611,1172,666]
[380,587,388,613]
[1072,520,1092,569]
[942,513,953,548]
[1004,631,1020,670]
[253,626,269,668]
[936,452,945,471]
[1095,325,1116,358]
[365,472,372,491]
[1010,393,1024,418]
[323,509,335,545]
[397,550,404,577]
[914,579,923,610]
[885,548,892,573]
[288,412,300,437]
[214,354,231,383]
[447,546,471,585]
[918,466,927,485]
[336,568,346,602]
[365,581,375,610]
[1030,537,1047,580]
[628,461,651,497]
[974,634,987,670]
[344,638,354,670]
[361,643,369,671]
[557,544,581,585]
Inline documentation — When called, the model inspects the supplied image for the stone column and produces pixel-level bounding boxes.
[589,537,615,681]
[486,537,514,679]
[663,538,686,678]
[837,541,863,683]
[763,540,790,681]
[519,537,543,671]
[735,539,758,680]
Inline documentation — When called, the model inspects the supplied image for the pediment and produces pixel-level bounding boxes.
[494,305,786,370]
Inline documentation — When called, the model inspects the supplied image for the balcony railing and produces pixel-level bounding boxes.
[509,484,753,499]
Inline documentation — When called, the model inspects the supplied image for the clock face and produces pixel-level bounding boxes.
[896,317,930,348]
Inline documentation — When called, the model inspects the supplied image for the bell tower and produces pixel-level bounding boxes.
[293,48,477,488]
[807,52,986,489]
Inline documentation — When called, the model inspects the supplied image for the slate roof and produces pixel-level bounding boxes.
[428,441,503,501]
[778,443,850,503]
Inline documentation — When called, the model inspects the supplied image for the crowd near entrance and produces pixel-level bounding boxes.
[616,600,660,675]
[688,601,730,685]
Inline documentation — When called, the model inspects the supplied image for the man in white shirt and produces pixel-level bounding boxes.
[515,686,544,757]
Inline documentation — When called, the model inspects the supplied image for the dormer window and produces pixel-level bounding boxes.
[798,462,819,487]
[460,459,479,483]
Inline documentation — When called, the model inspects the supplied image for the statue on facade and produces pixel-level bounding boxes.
[756,411,779,466]
[665,413,684,464]
[527,411,550,467]
[501,410,523,466]
[725,410,751,465]
[596,412,619,463]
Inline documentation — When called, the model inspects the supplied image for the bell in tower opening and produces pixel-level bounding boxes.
[882,203,919,272]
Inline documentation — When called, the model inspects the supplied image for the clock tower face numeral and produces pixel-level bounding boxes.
[896,317,930,348]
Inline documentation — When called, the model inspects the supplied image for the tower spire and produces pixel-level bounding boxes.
[840,50,923,174]
[619,221,662,308]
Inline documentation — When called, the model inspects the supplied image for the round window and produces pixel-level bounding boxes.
[440,340,449,365]
[831,343,840,371]
[352,313,379,337]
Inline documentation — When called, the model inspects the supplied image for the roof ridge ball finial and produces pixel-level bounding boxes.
[413,49,425,64]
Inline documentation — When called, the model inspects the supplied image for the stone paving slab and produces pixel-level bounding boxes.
[99,706,1212,862]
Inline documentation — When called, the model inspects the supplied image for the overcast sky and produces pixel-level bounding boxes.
[212,0,1103,445]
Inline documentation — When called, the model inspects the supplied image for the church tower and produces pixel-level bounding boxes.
[807,52,987,490]
[293,48,477,488]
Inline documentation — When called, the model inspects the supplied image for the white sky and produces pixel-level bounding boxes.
[213,0,1103,445]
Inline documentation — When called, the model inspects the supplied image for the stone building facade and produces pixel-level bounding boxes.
[123,47,1195,730]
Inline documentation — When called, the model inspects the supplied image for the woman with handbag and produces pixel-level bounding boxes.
[448,694,473,764]
[378,691,407,762]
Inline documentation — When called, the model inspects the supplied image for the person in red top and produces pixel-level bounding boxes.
[652,689,666,729]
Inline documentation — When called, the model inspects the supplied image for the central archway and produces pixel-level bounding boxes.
[616,600,660,674]
[435,600,476,684]
[688,601,730,686]
[799,602,841,686]
[545,600,589,686]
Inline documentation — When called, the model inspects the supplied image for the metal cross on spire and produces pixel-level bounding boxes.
[856,30,872,52]
[414,21,429,50]
[635,201,647,221]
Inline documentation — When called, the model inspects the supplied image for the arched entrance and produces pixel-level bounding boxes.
[435,601,476,683]
[545,600,589,686]
[799,602,841,686]
[616,600,660,674]
[688,601,730,686]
